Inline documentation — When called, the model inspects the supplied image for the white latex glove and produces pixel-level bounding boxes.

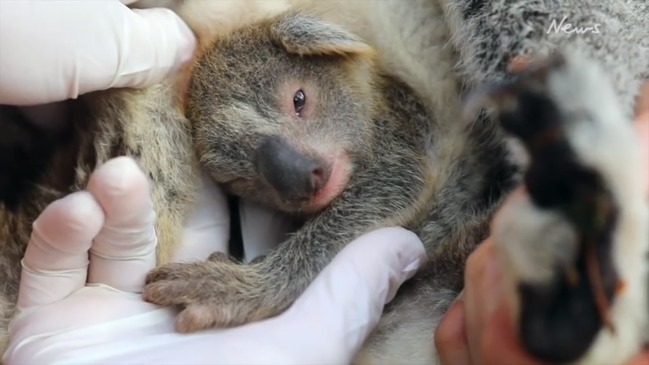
[4,156,427,364]
[0,0,196,106]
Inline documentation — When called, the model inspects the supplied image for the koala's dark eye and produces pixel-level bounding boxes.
[293,90,306,116]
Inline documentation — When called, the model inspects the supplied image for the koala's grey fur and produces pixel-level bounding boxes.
[0,1,647,364]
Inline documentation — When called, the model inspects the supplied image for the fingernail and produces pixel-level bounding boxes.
[453,290,465,303]
[402,258,422,280]
[176,21,196,65]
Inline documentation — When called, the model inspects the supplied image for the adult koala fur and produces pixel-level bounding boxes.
[0,1,647,364]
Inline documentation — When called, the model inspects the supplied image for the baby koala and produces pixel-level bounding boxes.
[142,10,513,363]
[139,11,649,365]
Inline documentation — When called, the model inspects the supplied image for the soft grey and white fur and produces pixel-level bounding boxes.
[0,1,647,364]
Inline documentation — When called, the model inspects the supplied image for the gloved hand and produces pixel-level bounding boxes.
[0,0,196,106]
[3,156,426,364]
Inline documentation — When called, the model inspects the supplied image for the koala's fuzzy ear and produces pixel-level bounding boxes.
[269,13,375,57]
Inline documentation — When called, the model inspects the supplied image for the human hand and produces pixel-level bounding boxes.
[0,0,196,106]
[434,80,649,365]
[3,156,426,364]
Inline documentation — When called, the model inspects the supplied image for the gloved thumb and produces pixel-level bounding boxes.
[0,1,195,105]
[110,5,196,91]
[281,227,427,364]
[85,157,158,293]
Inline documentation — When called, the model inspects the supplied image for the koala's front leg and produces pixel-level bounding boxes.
[142,157,426,332]
[478,52,649,364]
[143,198,406,331]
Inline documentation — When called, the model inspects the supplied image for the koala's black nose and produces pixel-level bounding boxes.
[255,137,331,202]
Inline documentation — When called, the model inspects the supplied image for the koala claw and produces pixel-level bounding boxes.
[207,251,231,263]
[175,303,237,333]
[143,259,270,331]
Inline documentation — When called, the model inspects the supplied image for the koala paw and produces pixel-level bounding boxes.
[143,256,275,332]
[477,50,649,364]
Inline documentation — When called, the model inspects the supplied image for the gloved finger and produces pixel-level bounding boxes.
[0,1,195,106]
[18,191,104,309]
[86,157,157,293]
[240,200,295,262]
[435,292,471,365]
[283,227,427,363]
[113,5,195,89]
[173,170,231,262]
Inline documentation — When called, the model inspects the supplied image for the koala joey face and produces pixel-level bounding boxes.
[186,12,378,214]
